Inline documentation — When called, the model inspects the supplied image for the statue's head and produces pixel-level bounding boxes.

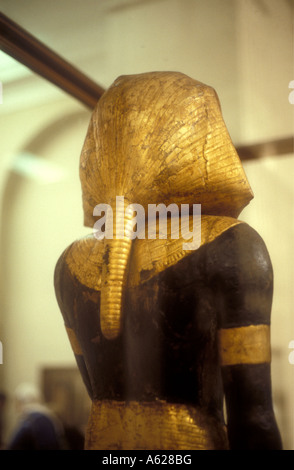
[80,71,253,340]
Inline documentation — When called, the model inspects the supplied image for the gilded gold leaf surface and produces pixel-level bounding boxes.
[85,400,229,450]
[80,72,253,227]
[128,215,242,286]
[218,324,271,366]
[65,326,83,356]
[65,216,242,290]
[77,72,253,340]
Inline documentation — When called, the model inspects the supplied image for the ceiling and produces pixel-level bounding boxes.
[0,0,293,148]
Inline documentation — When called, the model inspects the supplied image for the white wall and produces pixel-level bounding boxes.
[235,0,294,449]
[0,97,92,439]
[241,154,294,450]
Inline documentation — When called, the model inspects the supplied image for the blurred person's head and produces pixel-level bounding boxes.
[13,383,42,415]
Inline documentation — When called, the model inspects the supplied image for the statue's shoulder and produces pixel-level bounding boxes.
[128,216,243,286]
[206,221,273,277]
[54,235,104,292]
[206,222,273,328]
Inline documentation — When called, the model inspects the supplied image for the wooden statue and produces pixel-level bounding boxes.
[54,72,282,450]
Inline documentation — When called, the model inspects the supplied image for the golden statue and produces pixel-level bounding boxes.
[54,72,282,450]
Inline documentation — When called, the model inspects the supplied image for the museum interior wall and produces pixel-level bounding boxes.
[0,0,293,449]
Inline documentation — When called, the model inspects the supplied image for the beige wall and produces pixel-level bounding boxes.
[0,98,92,438]
[0,0,293,449]
[241,155,294,450]
[234,0,294,450]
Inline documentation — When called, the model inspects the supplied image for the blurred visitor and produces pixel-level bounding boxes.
[6,382,68,450]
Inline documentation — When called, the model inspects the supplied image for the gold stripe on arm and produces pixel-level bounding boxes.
[218,324,271,366]
[65,326,83,356]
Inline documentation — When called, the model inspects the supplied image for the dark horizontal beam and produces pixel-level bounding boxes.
[0,12,105,108]
[0,13,292,160]
[236,136,293,161]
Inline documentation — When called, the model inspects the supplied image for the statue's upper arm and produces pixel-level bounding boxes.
[207,224,282,449]
[209,223,273,332]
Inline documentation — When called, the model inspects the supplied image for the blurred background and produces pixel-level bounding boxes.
[0,0,293,449]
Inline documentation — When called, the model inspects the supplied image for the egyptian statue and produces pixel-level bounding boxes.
[54,72,282,450]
